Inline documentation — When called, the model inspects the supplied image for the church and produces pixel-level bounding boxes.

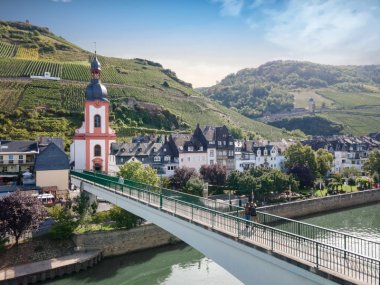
[70,55,117,173]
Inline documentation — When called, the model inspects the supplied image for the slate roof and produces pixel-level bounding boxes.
[0,141,38,153]
[38,137,64,151]
[35,143,69,171]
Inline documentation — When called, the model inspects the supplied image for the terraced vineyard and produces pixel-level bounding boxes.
[0,20,293,142]
[0,80,26,113]
[15,47,39,60]
[0,42,15,57]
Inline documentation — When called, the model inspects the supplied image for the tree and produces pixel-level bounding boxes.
[364,150,380,177]
[236,172,257,196]
[315,148,333,178]
[347,177,356,191]
[170,166,199,190]
[342,167,361,178]
[0,191,47,245]
[109,206,143,229]
[230,127,244,139]
[48,205,77,240]
[285,142,317,187]
[184,177,204,196]
[288,164,315,188]
[118,161,160,187]
[199,164,226,186]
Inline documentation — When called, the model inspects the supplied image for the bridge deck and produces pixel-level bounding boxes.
[71,171,380,285]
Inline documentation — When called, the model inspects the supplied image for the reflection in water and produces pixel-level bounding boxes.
[44,244,242,285]
[299,202,380,242]
[44,203,380,285]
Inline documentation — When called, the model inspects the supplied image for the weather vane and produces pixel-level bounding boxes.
[93,41,97,55]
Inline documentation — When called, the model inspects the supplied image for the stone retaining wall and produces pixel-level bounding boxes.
[259,189,380,219]
[73,223,180,257]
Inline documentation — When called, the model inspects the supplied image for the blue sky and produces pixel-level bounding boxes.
[1,0,380,87]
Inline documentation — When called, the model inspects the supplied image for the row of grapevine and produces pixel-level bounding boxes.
[0,80,26,113]
[0,42,16,58]
[24,60,62,77]
[16,47,39,60]
[62,63,90,82]
[19,81,62,110]
[0,58,31,77]
[61,84,85,112]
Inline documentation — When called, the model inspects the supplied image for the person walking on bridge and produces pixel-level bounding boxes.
[244,202,251,228]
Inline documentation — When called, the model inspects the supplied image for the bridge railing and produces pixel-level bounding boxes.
[71,170,380,285]
[81,170,240,215]
[255,211,380,260]
[74,171,380,259]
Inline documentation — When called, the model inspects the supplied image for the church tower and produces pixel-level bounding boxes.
[70,55,116,172]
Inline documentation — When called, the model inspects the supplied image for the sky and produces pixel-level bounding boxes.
[1,0,380,87]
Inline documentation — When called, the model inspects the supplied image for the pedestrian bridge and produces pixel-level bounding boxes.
[70,170,380,285]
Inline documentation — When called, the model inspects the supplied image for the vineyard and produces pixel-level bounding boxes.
[61,83,85,112]
[62,63,90,81]
[15,47,39,60]
[19,80,62,110]
[0,42,16,57]
[0,80,26,113]
[24,60,62,77]
[0,58,30,77]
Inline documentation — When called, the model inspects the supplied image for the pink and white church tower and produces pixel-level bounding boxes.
[70,55,116,172]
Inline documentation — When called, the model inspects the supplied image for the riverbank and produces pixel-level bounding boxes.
[0,223,181,285]
[0,250,102,285]
[259,188,380,218]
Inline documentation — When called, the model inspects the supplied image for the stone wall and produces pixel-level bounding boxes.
[259,189,380,219]
[72,223,180,257]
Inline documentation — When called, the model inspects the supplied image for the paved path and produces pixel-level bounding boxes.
[0,251,100,281]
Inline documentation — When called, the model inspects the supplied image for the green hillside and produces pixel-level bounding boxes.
[201,60,380,136]
[0,21,291,146]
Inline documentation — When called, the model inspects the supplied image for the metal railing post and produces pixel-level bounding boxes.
[160,189,163,209]
[316,242,319,269]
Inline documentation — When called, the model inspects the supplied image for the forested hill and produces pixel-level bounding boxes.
[0,21,291,145]
[200,60,380,136]
[216,60,380,89]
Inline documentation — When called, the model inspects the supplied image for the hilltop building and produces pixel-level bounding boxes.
[70,56,117,173]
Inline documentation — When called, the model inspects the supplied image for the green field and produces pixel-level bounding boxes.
[291,89,334,108]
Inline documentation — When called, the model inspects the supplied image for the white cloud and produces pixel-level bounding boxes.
[213,0,244,16]
[264,0,380,57]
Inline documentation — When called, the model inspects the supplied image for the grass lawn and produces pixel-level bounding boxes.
[313,185,358,197]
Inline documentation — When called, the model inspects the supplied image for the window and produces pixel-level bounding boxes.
[164,156,170,162]
[210,159,214,165]
[94,115,101,128]
[199,146,203,151]
[229,141,233,146]
[223,141,226,145]
[94,145,101,156]
[9,155,14,164]
[18,155,23,163]
[210,150,214,157]
[264,150,268,156]
[0,155,3,163]
[210,141,215,145]
[218,141,222,146]
[154,156,161,162]
[223,150,227,156]
[188,146,194,151]
[228,150,234,156]
[2,166,7,172]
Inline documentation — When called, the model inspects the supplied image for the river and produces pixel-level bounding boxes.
[44,202,380,285]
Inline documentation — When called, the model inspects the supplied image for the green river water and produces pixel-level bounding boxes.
[45,202,380,285]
